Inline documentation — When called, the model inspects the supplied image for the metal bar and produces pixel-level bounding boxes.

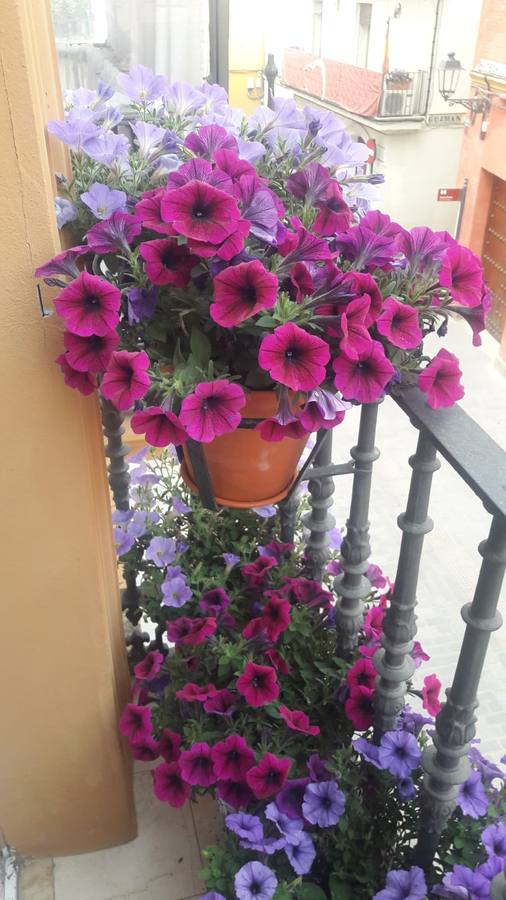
[284,428,329,498]
[335,401,380,654]
[393,389,506,521]
[185,439,218,511]
[373,431,440,740]
[415,514,506,871]
[208,0,229,90]
[100,397,130,511]
[279,490,300,545]
[301,461,355,481]
[455,178,468,241]
[302,429,335,582]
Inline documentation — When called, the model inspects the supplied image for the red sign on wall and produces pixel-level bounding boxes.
[437,188,462,202]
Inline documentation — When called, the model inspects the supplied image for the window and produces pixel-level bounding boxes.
[356,2,372,68]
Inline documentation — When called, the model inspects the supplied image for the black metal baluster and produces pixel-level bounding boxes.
[302,429,335,582]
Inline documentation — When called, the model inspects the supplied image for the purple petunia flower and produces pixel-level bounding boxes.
[397,777,417,801]
[253,505,277,518]
[114,527,135,556]
[469,746,505,786]
[373,866,427,900]
[223,552,240,567]
[84,131,130,165]
[482,822,506,860]
[307,754,332,782]
[397,705,434,738]
[35,246,87,280]
[276,778,310,820]
[249,98,306,152]
[302,780,345,828]
[225,812,263,842]
[199,894,226,900]
[234,861,278,900]
[117,64,167,103]
[285,831,316,876]
[352,737,383,769]
[126,286,158,324]
[145,536,177,568]
[457,770,489,819]
[85,211,142,254]
[477,854,503,880]
[239,835,287,855]
[164,81,205,116]
[80,182,127,219]
[131,121,169,158]
[378,731,422,779]
[172,497,191,515]
[265,802,304,844]
[161,575,192,608]
[47,114,100,151]
[55,197,77,228]
[438,864,490,899]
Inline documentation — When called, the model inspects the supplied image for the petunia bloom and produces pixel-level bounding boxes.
[418,349,464,409]
[345,685,375,730]
[234,861,278,900]
[210,260,278,327]
[129,735,160,761]
[118,703,152,742]
[376,297,423,350]
[161,180,241,244]
[302,780,345,827]
[236,662,279,707]
[373,866,427,900]
[456,770,489,819]
[117,64,167,103]
[216,779,253,809]
[54,271,120,337]
[159,729,182,763]
[35,245,88,280]
[134,651,164,682]
[439,865,490,899]
[279,705,320,736]
[131,407,187,448]
[378,731,422,779]
[85,211,142,254]
[421,673,442,716]
[199,588,231,616]
[63,330,119,373]
[225,812,263,842]
[260,594,291,641]
[259,322,330,391]
[145,536,177,567]
[101,350,150,410]
[333,341,395,403]
[80,182,127,219]
[139,239,197,288]
[482,822,506,860]
[151,761,191,808]
[179,742,216,787]
[161,575,192,608]
[246,752,292,799]
[346,658,377,691]
[56,354,96,396]
[212,735,255,782]
[166,616,217,646]
[439,243,484,308]
[285,831,316,876]
[179,380,245,443]
[204,688,237,717]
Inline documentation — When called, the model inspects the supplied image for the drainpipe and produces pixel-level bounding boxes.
[424,0,443,115]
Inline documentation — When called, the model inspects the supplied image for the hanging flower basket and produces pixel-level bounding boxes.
[36,66,487,510]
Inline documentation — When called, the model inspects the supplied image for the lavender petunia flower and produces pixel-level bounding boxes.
[199,81,228,112]
[253,505,277,518]
[285,831,316,876]
[98,106,123,131]
[307,754,331,782]
[482,822,506,860]
[35,246,87,279]
[80,182,127,219]
[223,552,240,567]
[397,705,434,737]
[117,64,167,103]
[131,121,168,158]
[85,211,142,254]
[249,98,306,152]
[352,737,383,769]
[378,731,421,779]
[439,865,490,899]
[55,197,77,229]
[47,114,100,151]
[84,132,130,165]
[114,527,135,556]
[234,861,277,900]
[373,866,427,900]
[328,527,343,550]
[172,497,191,515]
[265,802,304,844]
[397,776,417,801]
[199,894,226,900]
[164,81,205,116]
[225,812,263,842]
[302,780,345,828]
[129,447,149,464]
[161,575,192,608]
[126,286,158,324]
[469,746,505,786]
[145,536,177,568]
[477,854,503,880]
[457,770,489,819]
[236,136,266,162]
[97,80,114,101]
[239,835,287,855]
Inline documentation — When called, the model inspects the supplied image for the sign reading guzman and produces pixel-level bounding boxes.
[437,188,462,202]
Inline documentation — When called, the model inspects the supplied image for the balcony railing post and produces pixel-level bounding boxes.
[100,398,147,661]
[302,429,335,582]
[335,401,380,654]
[373,431,440,739]
[416,513,506,871]
[279,489,300,546]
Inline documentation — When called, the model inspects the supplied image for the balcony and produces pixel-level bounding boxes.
[281,47,427,119]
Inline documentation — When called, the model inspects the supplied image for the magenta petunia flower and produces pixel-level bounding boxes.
[63,330,119,372]
[216,779,254,810]
[56,353,96,395]
[279,705,320,736]
[313,181,353,237]
[211,735,255,782]
[131,406,187,448]
[287,162,333,205]
[166,616,217,646]
[337,295,372,359]
[246,752,292,799]
[184,123,238,159]
[204,689,238,716]
[129,735,160,761]
[35,245,88,280]
[168,157,233,194]
[152,761,191,808]
[199,587,231,616]
[259,323,330,392]
[188,217,250,261]
[134,650,164,682]
[85,211,142,254]
[241,555,278,588]
[376,297,423,350]
[236,662,279,707]
[344,686,375,731]
[234,173,282,244]
[159,729,182,763]
[418,349,464,409]
[161,180,241,244]
[139,239,197,287]
[210,260,278,327]
[101,350,150,411]
[264,649,290,675]
[346,658,377,692]
[439,244,483,308]
[176,683,217,703]
[421,673,442,716]
[288,262,313,303]
[256,418,308,442]
[341,271,383,326]
[179,380,246,443]
[118,703,152,742]
[333,341,395,403]
[260,594,291,642]
[135,189,175,234]
[179,741,217,787]
[53,271,121,337]
[277,219,331,267]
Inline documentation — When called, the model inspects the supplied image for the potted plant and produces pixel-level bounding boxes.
[385,70,414,90]
[36,66,489,507]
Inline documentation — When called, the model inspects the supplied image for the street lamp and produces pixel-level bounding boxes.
[438,51,489,115]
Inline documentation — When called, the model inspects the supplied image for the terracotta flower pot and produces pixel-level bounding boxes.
[181,390,308,509]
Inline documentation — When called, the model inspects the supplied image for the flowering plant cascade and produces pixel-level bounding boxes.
[37,67,489,455]
[117,450,506,900]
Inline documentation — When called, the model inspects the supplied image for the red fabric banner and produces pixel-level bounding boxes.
[282,48,382,118]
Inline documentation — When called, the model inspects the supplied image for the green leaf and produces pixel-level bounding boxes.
[297,884,328,900]
[255,315,277,328]
[190,327,211,367]
[329,875,353,900]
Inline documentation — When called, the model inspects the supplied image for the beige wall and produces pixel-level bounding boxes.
[0,0,135,856]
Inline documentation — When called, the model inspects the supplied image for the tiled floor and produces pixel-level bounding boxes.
[17,319,505,899]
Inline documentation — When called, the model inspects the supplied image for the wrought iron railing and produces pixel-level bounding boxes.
[378,70,427,118]
[101,387,506,882]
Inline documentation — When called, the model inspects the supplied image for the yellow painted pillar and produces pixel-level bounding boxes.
[228,0,266,113]
[0,0,136,856]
